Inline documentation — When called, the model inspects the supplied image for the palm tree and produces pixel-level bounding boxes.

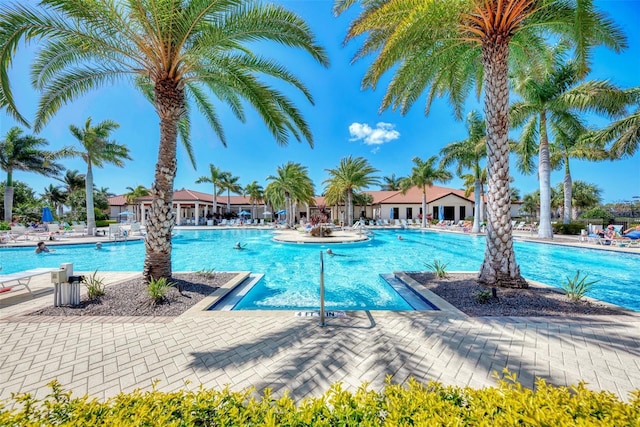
[324,156,379,227]
[510,52,628,236]
[195,164,225,218]
[125,185,150,222]
[548,123,608,224]
[460,168,487,223]
[584,87,640,159]
[218,172,242,216]
[56,169,86,218]
[42,184,65,220]
[400,156,452,228]
[67,118,131,235]
[440,111,487,232]
[334,0,626,288]
[0,0,329,282]
[380,173,404,191]
[244,181,264,219]
[266,162,315,227]
[554,180,600,220]
[0,127,63,222]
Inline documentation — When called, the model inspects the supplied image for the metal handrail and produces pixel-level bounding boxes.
[318,251,326,327]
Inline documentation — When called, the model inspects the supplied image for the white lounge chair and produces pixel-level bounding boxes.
[0,268,57,294]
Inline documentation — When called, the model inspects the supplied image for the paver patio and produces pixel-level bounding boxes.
[1,272,639,405]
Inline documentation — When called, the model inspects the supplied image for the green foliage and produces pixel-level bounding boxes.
[95,219,116,228]
[563,271,598,302]
[475,289,492,304]
[580,207,615,224]
[553,222,587,235]
[0,221,9,230]
[82,270,105,300]
[147,277,172,305]
[425,259,448,278]
[94,208,109,221]
[1,372,638,425]
[197,268,216,279]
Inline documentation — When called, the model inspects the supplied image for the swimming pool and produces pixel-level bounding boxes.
[1,229,638,311]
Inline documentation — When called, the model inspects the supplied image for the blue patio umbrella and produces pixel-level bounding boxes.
[438,205,444,221]
[275,209,286,215]
[389,208,394,220]
[41,206,54,223]
[239,210,251,216]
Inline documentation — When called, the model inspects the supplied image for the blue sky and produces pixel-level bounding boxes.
[2,0,639,204]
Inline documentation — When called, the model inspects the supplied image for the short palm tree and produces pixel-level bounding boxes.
[125,185,151,222]
[324,156,379,227]
[334,0,626,288]
[67,118,131,235]
[42,184,66,220]
[380,173,404,191]
[0,0,329,282]
[244,181,264,219]
[400,156,452,228]
[195,164,225,218]
[219,173,242,216]
[266,162,314,227]
[0,127,63,222]
[440,111,487,232]
[56,169,86,218]
[511,53,628,237]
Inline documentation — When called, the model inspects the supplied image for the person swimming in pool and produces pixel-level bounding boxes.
[234,242,246,250]
[35,241,54,253]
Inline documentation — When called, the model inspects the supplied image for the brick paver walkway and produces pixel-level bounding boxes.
[2,275,639,404]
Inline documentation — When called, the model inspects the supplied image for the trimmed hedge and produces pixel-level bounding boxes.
[553,222,587,235]
[1,372,638,426]
[95,219,117,228]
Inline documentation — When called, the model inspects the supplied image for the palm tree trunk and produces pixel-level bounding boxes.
[472,178,482,233]
[85,162,96,235]
[421,189,427,228]
[4,171,13,222]
[478,41,527,288]
[537,112,553,238]
[213,184,218,217]
[563,160,572,223]
[346,189,353,226]
[143,79,185,282]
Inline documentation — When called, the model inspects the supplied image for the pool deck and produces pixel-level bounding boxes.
[1,225,639,406]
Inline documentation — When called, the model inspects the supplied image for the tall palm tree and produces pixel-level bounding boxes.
[0,0,329,282]
[400,156,452,228]
[548,123,608,224]
[0,127,63,222]
[511,53,628,236]
[334,0,626,288]
[380,173,404,191]
[440,111,487,232]
[244,181,264,219]
[266,162,314,227]
[218,172,242,215]
[67,117,131,235]
[460,168,488,223]
[570,181,601,219]
[42,184,66,220]
[195,164,225,218]
[324,156,379,227]
[125,185,150,222]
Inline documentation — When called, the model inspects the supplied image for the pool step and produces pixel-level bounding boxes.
[380,273,438,311]
[211,274,263,311]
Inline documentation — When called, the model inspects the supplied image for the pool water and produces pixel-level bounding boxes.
[1,229,638,311]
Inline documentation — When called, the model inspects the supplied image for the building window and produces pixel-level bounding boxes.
[406,207,413,219]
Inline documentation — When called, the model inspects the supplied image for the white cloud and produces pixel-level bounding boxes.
[348,122,400,146]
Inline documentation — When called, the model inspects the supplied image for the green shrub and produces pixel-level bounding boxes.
[552,222,586,235]
[147,277,172,305]
[425,259,448,278]
[0,221,9,231]
[82,270,105,300]
[563,271,598,302]
[475,289,492,304]
[197,268,216,279]
[0,371,637,426]
[95,219,116,228]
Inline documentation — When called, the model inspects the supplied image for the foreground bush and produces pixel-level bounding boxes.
[1,372,638,426]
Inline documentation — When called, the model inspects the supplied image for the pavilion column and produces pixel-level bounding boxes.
[176,203,181,225]
[195,202,200,226]
[140,202,145,225]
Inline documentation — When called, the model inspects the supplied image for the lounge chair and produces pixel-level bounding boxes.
[0,268,57,294]
[9,225,30,241]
